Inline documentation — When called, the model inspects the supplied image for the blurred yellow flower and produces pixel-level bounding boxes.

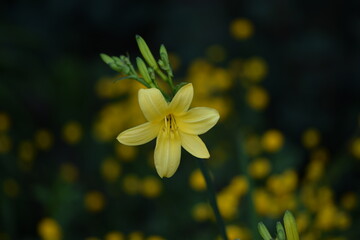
[302,128,321,149]
[246,86,269,110]
[189,169,206,191]
[228,175,249,196]
[38,218,62,240]
[59,163,78,183]
[0,112,10,132]
[122,174,140,195]
[3,178,19,198]
[226,225,251,240]
[262,129,284,152]
[62,121,82,144]
[115,144,137,161]
[0,134,12,153]
[34,129,53,151]
[117,84,220,178]
[248,157,271,179]
[146,236,166,240]
[128,231,144,240]
[243,57,267,82]
[101,158,121,182]
[18,140,36,162]
[84,191,105,212]
[141,176,162,198]
[341,192,357,210]
[351,138,360,159]
[192,202,212,221]
[230,18,254,40]
[105,231,124,240]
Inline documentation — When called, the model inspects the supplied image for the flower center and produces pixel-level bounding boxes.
[163,114,178,133]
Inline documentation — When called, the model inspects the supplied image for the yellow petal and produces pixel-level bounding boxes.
[169,83,193,114]
[154,129,182,178]
[180,133,210,159]
[139,88,168,121]
[117,122,160,146]
[176,107,220,135]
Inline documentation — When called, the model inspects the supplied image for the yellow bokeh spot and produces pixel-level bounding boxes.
[296,212,310,233]
[302,128,321,149]
[84,191,105,212]
[115,144,137,162]
[62,121,82,144]
[146,236,166,240]
[122,174,140,195]
[35,129,53,151]
[341,192,357,210]
[226,225,251,240]
[351,138,360,159]
[306,159,324,181]
[230,18,254,40]
[3,179,19,198]
[192,203,212,222]
[217,192,238,220]
[189,169,206,191]
[141,176,162,198]
[243,57,267,82]
[0,113,10,132]
[229,175,249,196]
[59,163,78,183]
[262,129,284,152]
[105,231,124,240]
[253,188,271,215]
[336,211,351,229]
[244,134,262,157]
[0,134,12,153]
[211,68,233,91]
[128,231,144,240]
[248,157,271,179]
[246,86,269,110]
[38,218,62,240]
[18,141,36,162]
[101,158,121,182]
[206,45,226,63]
[315,203,337,230]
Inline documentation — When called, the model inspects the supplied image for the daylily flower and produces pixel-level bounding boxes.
[117,83,220,178]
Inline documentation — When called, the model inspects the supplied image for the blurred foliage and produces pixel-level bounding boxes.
[1,0,360,240]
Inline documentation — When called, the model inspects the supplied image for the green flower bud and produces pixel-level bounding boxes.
[100,53,114,64]
[136,35,158,69]
[276,222,285,240]
[258,222,272,240]
[136,57,152,85]
[284,211,299,240]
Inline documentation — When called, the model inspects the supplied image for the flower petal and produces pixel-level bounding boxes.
[176,107,220,135]
[169,83,193,114]
[180,132,210,159]
[139,88,168,121]
[117,122,161,146]
[154,129,182,178]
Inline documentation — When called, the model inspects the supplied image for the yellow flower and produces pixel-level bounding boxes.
[117,84,220,178]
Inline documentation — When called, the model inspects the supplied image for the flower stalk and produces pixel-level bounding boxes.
[197,158,228,240]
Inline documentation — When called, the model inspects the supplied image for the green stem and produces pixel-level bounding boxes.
[236,132,259,240]
[197,158,228,240]
[155,68,176,93]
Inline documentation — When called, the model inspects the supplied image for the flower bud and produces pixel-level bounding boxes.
[284,210,299,240]
[100,53,113,64]
[136,35,158,69]
[276,222,285,240]
[257,222,272,240]
[136,57,152,85]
